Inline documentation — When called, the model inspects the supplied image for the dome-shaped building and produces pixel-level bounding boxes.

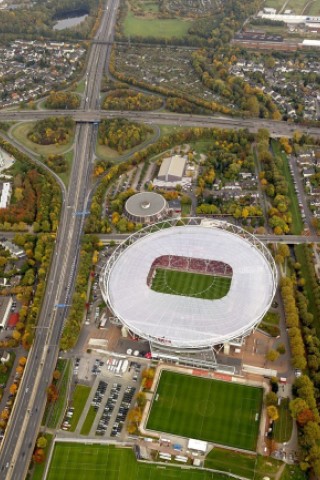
[124,192,168,224]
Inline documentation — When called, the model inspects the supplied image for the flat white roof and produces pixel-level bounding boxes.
[103,222,277,348]
[302,39,320,46]
[188,438,208,452]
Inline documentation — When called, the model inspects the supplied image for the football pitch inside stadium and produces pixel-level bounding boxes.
[147,371,263,451]
[46,443,230,480]
[151,268,231,300]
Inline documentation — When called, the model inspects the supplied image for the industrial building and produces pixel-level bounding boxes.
[158,155,186,183]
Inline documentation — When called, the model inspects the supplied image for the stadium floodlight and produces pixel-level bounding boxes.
[100,219,277,349]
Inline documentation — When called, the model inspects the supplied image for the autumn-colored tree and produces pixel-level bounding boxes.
[266,349,280,362]
[1,409,9,420]
[127,422,137,434]
[9,384,18,395]
[136,391,147,408]
[265,392,278,406]
[297,408,315,427]
[127,407,142,425]
[47,384,59,403]
[16,366,24,375]
[33,448,45,464]
[142,368,155,379]
[52,370,61,381]
[267,405,279,422]
[12,331,21,341]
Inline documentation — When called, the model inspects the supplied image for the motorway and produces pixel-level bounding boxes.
[0,1,120,478]
[1,109,320,138]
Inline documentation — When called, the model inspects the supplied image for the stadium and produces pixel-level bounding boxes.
[100,218,277,365]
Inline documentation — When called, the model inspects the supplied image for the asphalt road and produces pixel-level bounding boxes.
[0,1,120,478]
[1,109,320,138]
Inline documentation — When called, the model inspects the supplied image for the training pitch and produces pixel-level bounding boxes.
[46,443,230,480]
[147,371,263,451]
[151,268,231,300]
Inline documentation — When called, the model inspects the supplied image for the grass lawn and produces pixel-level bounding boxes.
[205,448,256,478]
[306,1,320,15]
[123,11,191,38]
[59,149,73,186]
[262,312,280,325]
[31,433,53,480]
[259,311,281,336]
[69,385,91,432]
[147,371,263,451]
[43,360,71,429]
[264,0,285,10]
[151,269,231,300]
[271,141,303,235]
[80,406,97,435]
[280,464,307,480]
[11,122,75,156]
[47,443,230,480]
[181,203,191,216]
[286,0,308,14]
[0,352,15,385]
[274,398,293,443]
[96,142,120,161]
[255,455,284,480]
[73,79,86,94]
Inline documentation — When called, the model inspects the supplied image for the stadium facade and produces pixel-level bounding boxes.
[100,219,278,368]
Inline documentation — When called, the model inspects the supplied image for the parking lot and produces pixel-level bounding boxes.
[72,356,144,440]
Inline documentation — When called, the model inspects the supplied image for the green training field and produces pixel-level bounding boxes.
[147,371,263,451]
[46,443,230,480]
[151,268,231,300]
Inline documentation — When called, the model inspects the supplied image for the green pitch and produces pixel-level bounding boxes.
[147,371,263,451]
[151,269,231,300]
[46,443,230,480]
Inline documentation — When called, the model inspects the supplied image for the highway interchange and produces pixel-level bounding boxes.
[0,0,319,478]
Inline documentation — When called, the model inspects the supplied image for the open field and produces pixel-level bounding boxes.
[274,398,293,443]
[151,268,231,300]
[47,443,230,480]
[69,385,91,432]
[264,0,286,11]
[147,371,263,451]
[286,0,310,14]
[264,0,311,13]
[11,122,74,156]
[205,448,256,478]
[80,406,97,435]
[306,1,320,15]
[123,11,191,38]
[280,464,307,480]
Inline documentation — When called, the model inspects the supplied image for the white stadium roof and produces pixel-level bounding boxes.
[101,220,277,349]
